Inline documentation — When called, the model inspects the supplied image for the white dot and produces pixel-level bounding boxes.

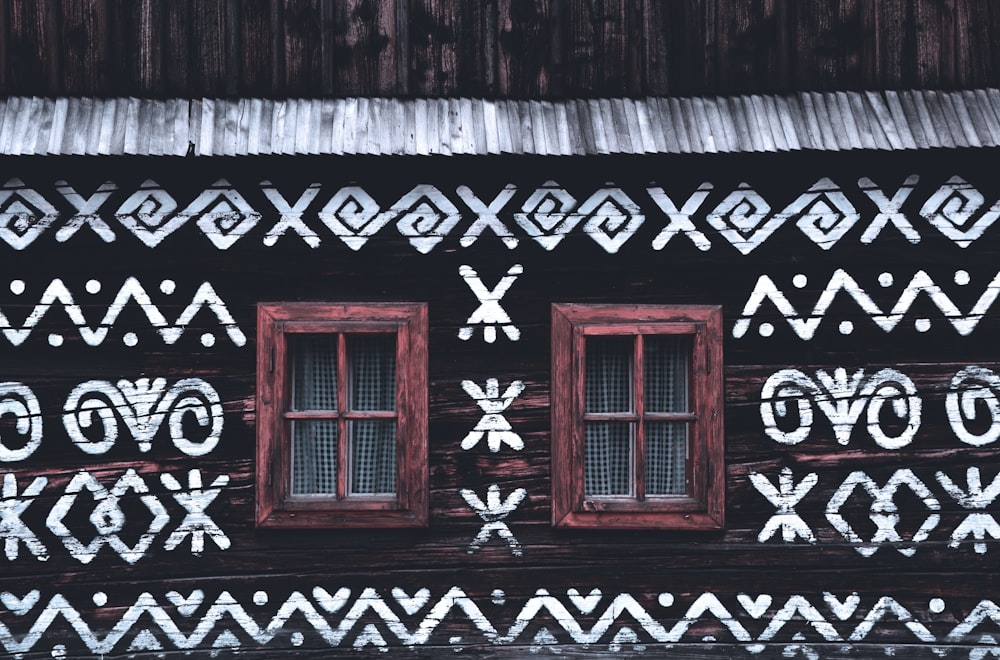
[702,635,717,642]
[93,591,108,607]
[123,332,138,347]
[160,279,176,295]
[955,270,970,286]
[291,632,304,647]
[658,593,674,607]
[758,322,774,337]
[915,318,931,332]
[839,320,854,335]
[200,333,216,347]
[792,274,808,289]
[9,280,24,295]
[449,637,463,645]
[85,279,101,294]
[491,589,506,605]
[929,598,946,614]
[47,334,63,347]
[253,591,268,606]
[878,272,894,287]
[51,645,66,658]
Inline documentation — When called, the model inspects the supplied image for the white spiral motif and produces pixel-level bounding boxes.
[0,382,42,461]
[860,368,921,450]
[63,377,223,456]
[760,369,817,445]
[946,365,1000,447]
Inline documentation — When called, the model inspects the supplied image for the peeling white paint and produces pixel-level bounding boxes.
[460,484,527,556]
[457,264,522,343]
[734,269,1000,340]
[0,278,245,348]
[460,378,525,452]
[63,377,223,456]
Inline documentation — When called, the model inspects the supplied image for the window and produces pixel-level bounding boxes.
[256,303,428,528]
[551,304,724,529]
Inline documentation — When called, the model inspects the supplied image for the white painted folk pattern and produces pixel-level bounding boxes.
[458,264,522,343]
[0,587,998,654]
[4,175,1000,252]
[760,367,921,448]
[761,365,1000,449]
[459,484,528,556]
[752,466,1000,556]
[460,378,526,452]
[734,269,1000,340]
[63,377,223,456]
[0,278,245,348]
[0,382,42,462]
[1,468,230,564]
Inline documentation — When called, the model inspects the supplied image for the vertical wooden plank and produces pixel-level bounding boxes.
[497,0,558,98]
[640,0,670,95]
[60,0,109,95]
[791,0,864,91]
[283,0,322,96]
[240,0,275,95]
[408,0,462,96]
[163,0,191,95]
[913,0,954,88]
[331,0,400,96]
[7,0,60,94]
[664,0,708,95]
[192,0,228,96]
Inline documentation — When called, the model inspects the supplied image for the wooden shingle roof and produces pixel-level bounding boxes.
[2,89,999,156]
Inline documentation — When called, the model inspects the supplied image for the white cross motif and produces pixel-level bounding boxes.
[457,264,522,343]
[749,467,818,544]
[460,484,527,556]
[937,467,1000,554]
[160,469,231,555]
[460,378,526,452]
[0,473,48,561]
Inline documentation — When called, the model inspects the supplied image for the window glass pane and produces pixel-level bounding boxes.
[291,420,338,495]
[584,422,632,496]
[645,335,690,413]
[646,422,687,495]
[350,420,396,494]
[349,334,396,411]
[292,335,338,411]
[585,336,633,413]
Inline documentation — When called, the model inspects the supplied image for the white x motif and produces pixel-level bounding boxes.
[460,484,527,556]
[460,378,526,452]
[160,469,231,555]
[750,467,818,544]
[457,264,522,343]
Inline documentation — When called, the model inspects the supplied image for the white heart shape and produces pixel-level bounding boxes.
[737,593,772,619]
[823,592,861,620]
[313,587,351,613]
[391,587,431,615]
[567,588,602,615]
[166,589,204,617]
[1,590,40,616]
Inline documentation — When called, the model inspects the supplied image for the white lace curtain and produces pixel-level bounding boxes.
[584,335,688,496]
[291,334,396,496]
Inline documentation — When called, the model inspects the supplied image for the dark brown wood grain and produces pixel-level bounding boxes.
[0,0,999,98]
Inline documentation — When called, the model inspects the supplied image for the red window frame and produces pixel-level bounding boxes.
[551,303,724,530]
[256,302,428,528]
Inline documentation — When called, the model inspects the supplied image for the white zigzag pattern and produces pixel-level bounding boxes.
[0,279,246,347]
[0,588,996,654]
[733,269,1000,340]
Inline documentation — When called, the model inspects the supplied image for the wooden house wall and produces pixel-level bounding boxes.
[1,0,1000,99]
[0,149,999,656]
